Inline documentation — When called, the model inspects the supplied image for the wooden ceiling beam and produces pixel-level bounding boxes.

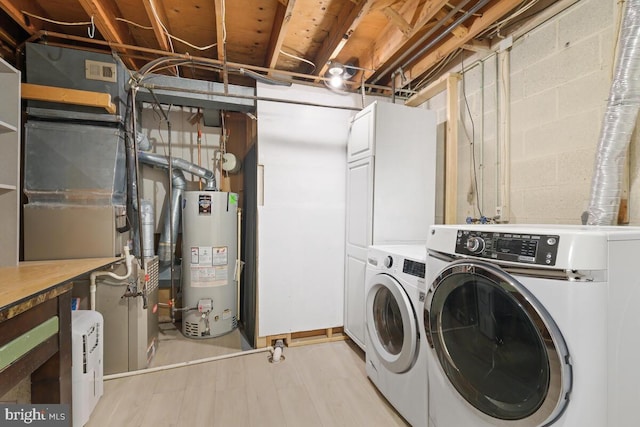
[462,39,491,54]
[77,0,137,69]
[400,0,522,89]
[213,0,228,89]
[214,0,226,63]
[434,9,468,39]
[0,0,47,34]
[360,0,449,81]
[0,26,16,48]
[266,0,296,70]
[382,6,412,37]
[141,0,171,52]
[313,0,373,78]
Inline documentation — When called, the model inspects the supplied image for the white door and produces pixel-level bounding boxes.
[344,156,374,349]
[347,104,374,162]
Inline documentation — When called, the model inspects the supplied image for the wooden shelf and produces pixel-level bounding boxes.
[0,120,17,133]
[21,83,117,114]
[0,57,19,267]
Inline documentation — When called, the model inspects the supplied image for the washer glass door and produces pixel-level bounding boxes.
[366,273,418,373]
[425,260,570,425]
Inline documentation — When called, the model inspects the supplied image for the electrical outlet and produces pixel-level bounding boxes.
[495,206,503,219]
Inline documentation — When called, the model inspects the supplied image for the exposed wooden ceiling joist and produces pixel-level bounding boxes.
[141,0,170,52]
[382,6,412,36]
[0,0,46,34]
[313,0,373,79]
[77,0,137,69]
[213,0,227,88]
[0,26,16,47]
[361,0,449,82]
[400,0,523,89]
[0,0,551,94]
[266,0,296,70]
[214,0,225,63]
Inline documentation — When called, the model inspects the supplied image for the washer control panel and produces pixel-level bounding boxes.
[403,259,426,278]
[455,229,560,266]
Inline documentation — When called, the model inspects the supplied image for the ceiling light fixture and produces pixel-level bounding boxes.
[327,61,346,88]
[325,60,360,90]
[328,61,345,76]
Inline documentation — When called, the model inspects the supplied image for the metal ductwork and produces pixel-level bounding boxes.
[138,151,217,190]
[138,151,218,264]
[157,169,186,264]
[586,0,640,225]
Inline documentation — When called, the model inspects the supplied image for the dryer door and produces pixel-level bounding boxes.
[425,259,571,426]
[366,273,418,373]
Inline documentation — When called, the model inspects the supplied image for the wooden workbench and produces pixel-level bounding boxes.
[0,258,119,403]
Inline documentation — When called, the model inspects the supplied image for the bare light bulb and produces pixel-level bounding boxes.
[329,75,344,88]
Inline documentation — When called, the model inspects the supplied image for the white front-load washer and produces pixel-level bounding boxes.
[365,244,428,427]
[424,224,640,427]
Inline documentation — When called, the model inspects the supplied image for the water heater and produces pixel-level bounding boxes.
[181,191,238,338]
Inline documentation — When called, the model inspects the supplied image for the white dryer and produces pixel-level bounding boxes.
[425,224,640,427]
[365,244,428,427]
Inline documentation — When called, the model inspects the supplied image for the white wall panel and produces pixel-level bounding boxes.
[256,83,360,336]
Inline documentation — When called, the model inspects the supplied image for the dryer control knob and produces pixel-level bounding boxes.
[384,256,393,268]
[466,236,485,254]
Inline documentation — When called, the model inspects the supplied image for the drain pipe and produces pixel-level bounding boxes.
[89,246,136,311]
[270,339,285,363]
[586,0,640,225]
[104,346,275,380]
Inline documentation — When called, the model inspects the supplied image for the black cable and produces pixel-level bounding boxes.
[461,55,483,218]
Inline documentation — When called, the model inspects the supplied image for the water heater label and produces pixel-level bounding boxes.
[191,246,213,265]
[199,194,212,214]
[190,266,228,287]
[212,247,228,266]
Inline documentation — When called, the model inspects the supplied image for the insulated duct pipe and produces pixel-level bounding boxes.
[586,0,640,225]
[138,151,217,191]
[157,169,186,264]
[138,151,219,265]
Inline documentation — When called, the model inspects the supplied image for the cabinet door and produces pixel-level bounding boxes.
[344,156,373,349]
[347,105,374,162]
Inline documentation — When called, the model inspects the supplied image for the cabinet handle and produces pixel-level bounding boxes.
[258,164,264,206]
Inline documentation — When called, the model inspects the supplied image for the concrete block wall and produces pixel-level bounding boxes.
[427,0,640,225]
[510,0,614,224]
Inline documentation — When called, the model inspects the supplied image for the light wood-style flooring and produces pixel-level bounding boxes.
[87,323,409,427]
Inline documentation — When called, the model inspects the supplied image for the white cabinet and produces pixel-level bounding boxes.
[344,156,374,347]
[344,101,436,349]
[0,59,20,266]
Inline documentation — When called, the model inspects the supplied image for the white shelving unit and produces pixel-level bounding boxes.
[0,58,20,266]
